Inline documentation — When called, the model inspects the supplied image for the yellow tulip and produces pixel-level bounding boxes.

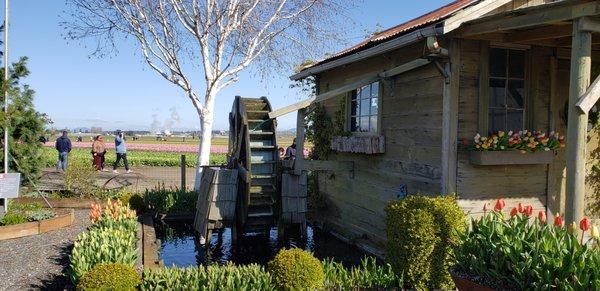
[592,226,600,240]
[568,221,578,234]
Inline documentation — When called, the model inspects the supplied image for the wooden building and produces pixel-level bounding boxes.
[270,0,600,253]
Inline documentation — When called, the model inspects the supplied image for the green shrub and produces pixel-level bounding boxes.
[69,224,138,283]
[143,184,197,213]
[268,248,324,291]
[385,195,466,289]
[0,212,28,226]
[76,263,140,291]
[323,257,402,290]
[141,264,274,291]
[26,209,56,221]
[10,202,42,212]
[64,159,98,197]
[119,191,146,214]
[455,203,600,289]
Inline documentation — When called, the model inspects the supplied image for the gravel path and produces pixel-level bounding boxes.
[0,210,90,291]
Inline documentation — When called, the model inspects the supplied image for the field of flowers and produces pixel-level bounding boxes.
[42,147,226,168]
[43,141,228,154]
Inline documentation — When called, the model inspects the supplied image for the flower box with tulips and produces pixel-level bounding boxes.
[453,199,600,289]
[467,130,565,165]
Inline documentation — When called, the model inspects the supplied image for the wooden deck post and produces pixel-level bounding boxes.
[566,18,591,224]
[441,39,460,195]
[294,108,306,175]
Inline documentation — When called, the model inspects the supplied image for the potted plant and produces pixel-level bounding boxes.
[467,130,565,165]
[452,199,600,289]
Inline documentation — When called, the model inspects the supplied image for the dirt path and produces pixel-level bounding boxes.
[0,210,90,290]
[39,166,198,193]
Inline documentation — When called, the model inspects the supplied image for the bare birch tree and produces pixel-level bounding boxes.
[63,0,348,189]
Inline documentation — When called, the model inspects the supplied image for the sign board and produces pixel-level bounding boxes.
[0,173,21,198]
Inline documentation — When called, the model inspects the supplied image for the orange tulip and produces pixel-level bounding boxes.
[510,207,519,217]
[580,217,591,232]
[494,199,506,211]
[538,211,547,224]
[554,215,564,227]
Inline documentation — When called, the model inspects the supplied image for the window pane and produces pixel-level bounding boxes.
[371,82,379,98]
[509,50,525,79]
[359,117,369,132]
[350,100,358,116]
[360,98,370,116]
[350,117,358,132]
[370,98,378,115]
[488,108,506,134]
[360,85,370,100]
[489,78,506,107]
[507,80,525,108]
[490,48,507,78]
[370,116,378,133]
[506,109,524,132]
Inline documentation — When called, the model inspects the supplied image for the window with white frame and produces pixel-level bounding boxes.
[488,48,526,134]
[349,82,379,133]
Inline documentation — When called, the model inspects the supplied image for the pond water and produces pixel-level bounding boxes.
[155,220,370,268]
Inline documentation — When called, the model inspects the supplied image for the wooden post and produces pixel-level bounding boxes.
[181,155,186,190]
[294,108,306,175]
[566,18,591,224]
[441,39,460,195]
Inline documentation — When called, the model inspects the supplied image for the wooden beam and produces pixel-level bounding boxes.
[578,16,600,32]
[576,74,600,113]
[238,166,250,183]
[442,0,513,33]
[460,1,600,37]
[566,18,591,224]
[268,97,315,119]
[505,25,573,43]
[294,108,306,175]
[441,39,460,195]
[378,58,431,78]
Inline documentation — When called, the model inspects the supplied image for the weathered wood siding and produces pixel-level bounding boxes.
[456,40,553,216]
[315,42,444,247]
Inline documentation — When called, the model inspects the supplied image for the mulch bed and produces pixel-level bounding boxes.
[0,209,90,290]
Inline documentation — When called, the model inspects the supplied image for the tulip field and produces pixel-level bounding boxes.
[41,147,226,168]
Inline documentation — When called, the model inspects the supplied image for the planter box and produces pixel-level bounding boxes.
[0,209,74,240]
[450,271,495,291]
[331,135,385,154]
[469,150,555,166]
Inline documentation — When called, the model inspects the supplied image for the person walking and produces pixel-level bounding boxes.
[113,130,131,174]
[91,135,106,171]
[55,131,72,171]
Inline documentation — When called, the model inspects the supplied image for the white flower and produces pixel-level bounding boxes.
[544,147,550,151]
[508,131,513,136]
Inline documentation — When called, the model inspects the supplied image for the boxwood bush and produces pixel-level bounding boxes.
[76,263,140,291]
[267,248,324,291]
[385,195,465,289]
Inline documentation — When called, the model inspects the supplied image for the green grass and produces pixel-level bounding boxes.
[49,135,298,147]
[42,147,226,168]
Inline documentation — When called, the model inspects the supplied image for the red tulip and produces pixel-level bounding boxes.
[538,211,547,224]
[517,203,524,213]
[510,207,519,217]
[554,215,564,227]
[494,199,506,211]
[580,217,591,232]
[523,205,534,217]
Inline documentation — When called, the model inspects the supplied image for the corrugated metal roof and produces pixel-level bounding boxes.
[301,0,478,71]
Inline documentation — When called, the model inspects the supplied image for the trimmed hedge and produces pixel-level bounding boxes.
[267,248,324,291]
[77,263,140,291]
[385,195,465,289]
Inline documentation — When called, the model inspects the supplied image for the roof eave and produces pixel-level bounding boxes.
[290,25,443,81]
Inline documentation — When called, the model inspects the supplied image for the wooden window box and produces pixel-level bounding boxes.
[330,135,385,154]
[469,150,555,166]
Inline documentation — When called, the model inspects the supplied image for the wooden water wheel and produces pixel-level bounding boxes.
[228,96,279,240]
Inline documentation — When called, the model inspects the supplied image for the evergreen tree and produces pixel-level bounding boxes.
[0,56,48,182]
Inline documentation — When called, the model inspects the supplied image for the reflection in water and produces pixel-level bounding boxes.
[155,220,369,268]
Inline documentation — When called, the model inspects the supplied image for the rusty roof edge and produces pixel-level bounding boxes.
[290,24,443,81]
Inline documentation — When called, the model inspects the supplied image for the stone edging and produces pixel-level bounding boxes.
[0,209,75,241]
[142,214,163,269]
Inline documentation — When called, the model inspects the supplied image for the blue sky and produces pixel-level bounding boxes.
[7,0,451,131]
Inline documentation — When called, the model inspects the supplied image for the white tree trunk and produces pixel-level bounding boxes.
[194,114,214,190]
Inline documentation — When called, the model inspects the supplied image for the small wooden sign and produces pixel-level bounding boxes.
[0,173,20,199]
